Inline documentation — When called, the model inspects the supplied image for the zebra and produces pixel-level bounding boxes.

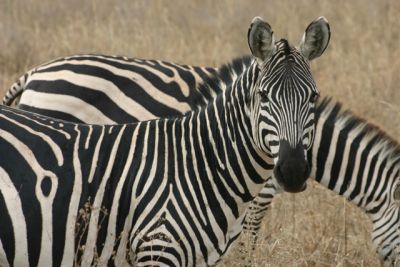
[1,53,254,124]
[243,99,400,265]
[5,18,399,265]
[0,17,330,266]
[1,54,226,123]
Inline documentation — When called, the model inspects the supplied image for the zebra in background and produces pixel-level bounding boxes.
[2,53,252,124]
[313,100,400,264]
[243,99,400,265]
[2,54,223,123]
[0,17,330,266]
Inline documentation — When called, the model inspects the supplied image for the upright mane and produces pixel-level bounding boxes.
[195,56,253,104]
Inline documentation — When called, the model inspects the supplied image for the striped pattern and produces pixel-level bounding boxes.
[5,50,398,266]
[244,99,400,265]
[255,39,317,153]
[4,18,329,266]
[4,54,254,125]
[0,34,323,266]
[313,100,400,263]
[3,54,220,123]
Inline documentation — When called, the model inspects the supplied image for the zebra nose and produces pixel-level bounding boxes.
[274,140,310,193]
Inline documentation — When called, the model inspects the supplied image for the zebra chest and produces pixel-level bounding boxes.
[128,174,249,266]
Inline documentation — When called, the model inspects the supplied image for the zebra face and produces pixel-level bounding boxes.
[248,16,330,193]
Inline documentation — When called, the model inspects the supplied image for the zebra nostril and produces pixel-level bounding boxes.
[276,164,283,180]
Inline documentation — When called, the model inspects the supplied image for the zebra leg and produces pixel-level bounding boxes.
[240,178,277,266]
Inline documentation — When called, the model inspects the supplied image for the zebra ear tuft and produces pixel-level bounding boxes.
[299,16,330,61]
[248,17,275,65]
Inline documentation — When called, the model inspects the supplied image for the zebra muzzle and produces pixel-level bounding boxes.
[274,140,310,193]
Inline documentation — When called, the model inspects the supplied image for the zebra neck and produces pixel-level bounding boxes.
[195,56,254,103]
[310,101,400,214]
[178,64,274,204]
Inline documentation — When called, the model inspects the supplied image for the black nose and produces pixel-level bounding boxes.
[274,140,310,193]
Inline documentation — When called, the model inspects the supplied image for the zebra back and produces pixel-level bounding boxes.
[3,54,222,123]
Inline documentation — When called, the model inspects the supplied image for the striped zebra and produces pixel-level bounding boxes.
[2,54,225,123]
[0,17,330,266]
[5,18,399,265]
[244,99,400,265]
[1,53,253,124]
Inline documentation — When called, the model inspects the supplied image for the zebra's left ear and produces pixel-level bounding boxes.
[299,16,331,61]
[248,17,276,65]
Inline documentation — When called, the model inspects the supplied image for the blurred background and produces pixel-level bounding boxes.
[1,0,399,266]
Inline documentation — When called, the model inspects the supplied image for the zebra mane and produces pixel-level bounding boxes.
[316,97,400,167]
[195,55,254,103]
[277,39,292,56]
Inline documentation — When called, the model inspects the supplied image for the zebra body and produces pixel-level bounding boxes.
[0,100,271,267]
[3,54,224,123]
[0,17,330,266]
[312,100,400,263]
[4,53,252,124]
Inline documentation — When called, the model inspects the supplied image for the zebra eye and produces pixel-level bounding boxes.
[258,91,269,101]
[310,92,319,103]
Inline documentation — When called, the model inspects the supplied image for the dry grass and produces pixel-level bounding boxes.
[1,0,399,266]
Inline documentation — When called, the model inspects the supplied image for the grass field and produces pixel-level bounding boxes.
[1,0,399,266]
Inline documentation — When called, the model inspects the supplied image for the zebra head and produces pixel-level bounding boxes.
[248,17,330,193]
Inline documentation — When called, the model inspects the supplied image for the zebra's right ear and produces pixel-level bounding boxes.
[248,17,275,65]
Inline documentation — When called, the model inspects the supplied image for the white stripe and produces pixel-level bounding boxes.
[61,126,83,267]
[35,62,192,117]
[0,167,29,267]
[88,127,105,183]
[20,90,115,124]
[85,125,93,149]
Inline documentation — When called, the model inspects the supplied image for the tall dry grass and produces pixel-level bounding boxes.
[1,0,399,266]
